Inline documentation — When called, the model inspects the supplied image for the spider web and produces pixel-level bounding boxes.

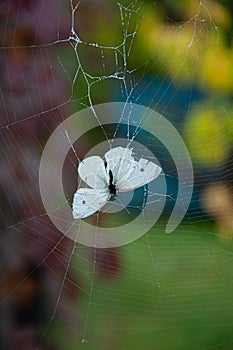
[1,1,233,349]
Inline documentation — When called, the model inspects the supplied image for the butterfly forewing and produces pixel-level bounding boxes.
[105,147,134,184]
[105,147,133,162]
[72,188,110,219]
[117,158,162,192]
[78,156,108,190]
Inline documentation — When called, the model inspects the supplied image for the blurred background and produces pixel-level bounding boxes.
[1,0,233,349]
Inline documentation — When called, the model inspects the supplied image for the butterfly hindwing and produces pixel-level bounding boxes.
[72,188,110,219]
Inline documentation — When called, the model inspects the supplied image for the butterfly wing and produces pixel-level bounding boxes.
[105,147,133,162]
[105,147,134,184]
[78,156,108,190]
[72,188,110,219]
[117,158,162,192]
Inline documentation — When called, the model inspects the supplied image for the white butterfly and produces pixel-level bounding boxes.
[72,147,162,219]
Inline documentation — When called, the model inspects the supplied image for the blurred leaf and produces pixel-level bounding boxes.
[199,46,233,92]
[185,106,229,165]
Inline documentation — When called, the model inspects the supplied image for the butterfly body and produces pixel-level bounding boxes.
[72,147,162,219]
[108,169,117,196]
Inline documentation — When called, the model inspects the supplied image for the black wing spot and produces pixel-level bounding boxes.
[140,168,144,172]
[82,200,86,204]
